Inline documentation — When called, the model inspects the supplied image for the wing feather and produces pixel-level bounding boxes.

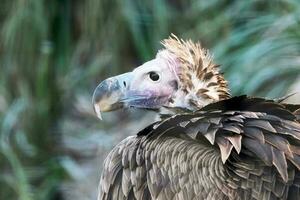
[99,96,300,200]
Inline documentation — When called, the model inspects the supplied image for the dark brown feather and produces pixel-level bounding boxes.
[98,96,300,200]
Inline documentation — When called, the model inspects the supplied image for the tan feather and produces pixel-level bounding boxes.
[161,34,230,110]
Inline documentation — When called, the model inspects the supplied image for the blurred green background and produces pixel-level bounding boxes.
[0,0,300,199]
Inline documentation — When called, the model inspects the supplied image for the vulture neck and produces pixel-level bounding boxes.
[168,61,231,111]
[158,38,231,111]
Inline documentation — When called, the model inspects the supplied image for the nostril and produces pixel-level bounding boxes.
[123,81,127,87]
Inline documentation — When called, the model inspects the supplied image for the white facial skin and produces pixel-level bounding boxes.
[124,51,180,109]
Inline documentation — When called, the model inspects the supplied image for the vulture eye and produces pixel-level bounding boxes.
[149,72,160,81]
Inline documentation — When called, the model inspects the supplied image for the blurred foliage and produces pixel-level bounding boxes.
[0,0,299,199]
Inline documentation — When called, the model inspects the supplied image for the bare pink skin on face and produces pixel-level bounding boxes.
[127,50,181,108]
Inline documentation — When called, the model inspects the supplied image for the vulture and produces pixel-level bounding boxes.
[92,35,300,200]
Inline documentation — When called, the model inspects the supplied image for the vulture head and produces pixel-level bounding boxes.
[92,35,230,118]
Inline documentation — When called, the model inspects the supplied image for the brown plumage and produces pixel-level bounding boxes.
[94,35,300,200]
[159,35,230,110]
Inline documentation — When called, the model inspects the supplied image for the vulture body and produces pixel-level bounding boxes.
[92,35,300,200]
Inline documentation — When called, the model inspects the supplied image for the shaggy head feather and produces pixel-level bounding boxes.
[160,34,230,110]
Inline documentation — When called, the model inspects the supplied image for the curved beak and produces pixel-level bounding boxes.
[92,72,132,119]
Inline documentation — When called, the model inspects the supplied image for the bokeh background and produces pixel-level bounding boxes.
[0,0,300,199]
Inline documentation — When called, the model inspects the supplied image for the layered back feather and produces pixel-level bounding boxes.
[98,96,300,200]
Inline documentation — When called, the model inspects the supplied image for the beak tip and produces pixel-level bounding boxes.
[94,104,102,120]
